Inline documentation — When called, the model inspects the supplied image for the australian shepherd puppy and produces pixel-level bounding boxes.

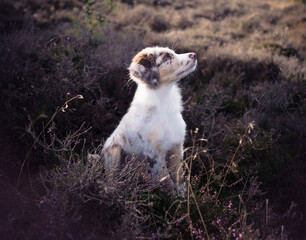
[102,46,197,196]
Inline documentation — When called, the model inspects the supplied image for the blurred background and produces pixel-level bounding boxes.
[0,0,305,239]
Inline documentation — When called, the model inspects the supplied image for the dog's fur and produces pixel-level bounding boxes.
[102,46,197,196]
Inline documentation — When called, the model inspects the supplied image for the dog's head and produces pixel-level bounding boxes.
[129,47,197,88]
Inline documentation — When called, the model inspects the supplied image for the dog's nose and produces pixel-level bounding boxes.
[189,53,197,59]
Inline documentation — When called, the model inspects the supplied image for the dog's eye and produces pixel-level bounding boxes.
[163,53,171,61]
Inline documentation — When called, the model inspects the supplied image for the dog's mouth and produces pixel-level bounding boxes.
[177,60,197,78]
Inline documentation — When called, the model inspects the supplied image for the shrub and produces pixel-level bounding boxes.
[23,109,289,239]
[1,0,305,238]
[150,15,169,32]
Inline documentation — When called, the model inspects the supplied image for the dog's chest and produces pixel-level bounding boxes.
[124,103,186,154]
[148,105,185,140]
[119,84,186,155]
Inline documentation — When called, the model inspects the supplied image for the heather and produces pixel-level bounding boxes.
[0,0,305,239]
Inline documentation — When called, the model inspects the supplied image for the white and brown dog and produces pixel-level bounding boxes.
[102,46,197,196]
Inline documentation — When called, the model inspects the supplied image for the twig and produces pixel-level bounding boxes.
[17,94,84,189]
[216,121,255,203]
[186,128,210,240]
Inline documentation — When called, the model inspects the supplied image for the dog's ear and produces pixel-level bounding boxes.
[129,53,160,88]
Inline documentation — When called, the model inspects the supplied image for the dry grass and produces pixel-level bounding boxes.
[112,0,306,79]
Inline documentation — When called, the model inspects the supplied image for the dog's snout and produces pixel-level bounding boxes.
[189,53,197,59]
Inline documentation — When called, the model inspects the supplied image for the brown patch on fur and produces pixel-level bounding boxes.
[158,79,172,88]
[118,134,132,146]
[120,134,127,145]
[148,129,163,154]
[137,132,143,141]
[126,137,132,146]
[131,51,160,88]
[145,106,157,122]
[119,134,132,146]
[111,143,120,149]
[132,52,146,64]
[148,106,157,112]
[133,52,156,68]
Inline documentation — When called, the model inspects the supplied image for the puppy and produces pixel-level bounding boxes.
[102,46,197,196]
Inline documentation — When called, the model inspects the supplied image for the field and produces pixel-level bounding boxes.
[0,0,305,239]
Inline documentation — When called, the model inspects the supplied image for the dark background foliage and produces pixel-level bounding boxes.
[0,0,305,239]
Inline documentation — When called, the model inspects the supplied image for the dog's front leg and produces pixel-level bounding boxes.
[103,143,122,185]
[150,156,168,177]
[166,144,186,197]
[149,156,175,190]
